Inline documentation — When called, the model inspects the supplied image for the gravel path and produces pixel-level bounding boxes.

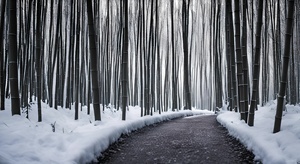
[94,115,261,164]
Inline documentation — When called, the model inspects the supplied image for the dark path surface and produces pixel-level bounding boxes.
[96,115,260,164]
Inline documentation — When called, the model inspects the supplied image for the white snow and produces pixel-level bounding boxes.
[2,97,299,164]
[217,100,300,164]
[0,99,213,164]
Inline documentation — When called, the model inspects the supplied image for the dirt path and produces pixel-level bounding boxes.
[95,115,260,164]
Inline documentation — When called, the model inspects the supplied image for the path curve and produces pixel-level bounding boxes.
[95,115,259,164]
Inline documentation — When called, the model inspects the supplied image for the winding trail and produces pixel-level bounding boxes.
[96,115,259,164]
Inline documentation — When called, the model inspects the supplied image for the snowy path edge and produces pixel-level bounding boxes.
[73,110,212,164]
[216,111,292,164]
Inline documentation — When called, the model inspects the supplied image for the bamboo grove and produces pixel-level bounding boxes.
[1,0,300,132]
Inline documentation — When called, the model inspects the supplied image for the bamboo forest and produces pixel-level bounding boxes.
[0,0,300,163]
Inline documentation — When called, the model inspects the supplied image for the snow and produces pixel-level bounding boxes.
[0,99,213,164]
[2,97,299,164]
[217,100,300,164]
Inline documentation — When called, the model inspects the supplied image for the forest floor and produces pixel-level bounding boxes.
[94,115,261,164]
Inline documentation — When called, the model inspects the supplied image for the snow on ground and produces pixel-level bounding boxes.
[217,100,300,164]
[0,99,214,164]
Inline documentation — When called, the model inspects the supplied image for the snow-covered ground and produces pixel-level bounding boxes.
[217,100,300,164]
[0,99,213,164]
[3,98,298,164]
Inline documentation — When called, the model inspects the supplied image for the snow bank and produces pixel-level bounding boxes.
[217,100,300,164]
[0,99,213,164]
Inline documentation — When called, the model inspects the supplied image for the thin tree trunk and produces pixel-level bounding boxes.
[87,0,101,121]
[290,47,296,104]
[273,0,295,133]
[225,0,233,111]
[276,0,281,98]
[155,0,161,114]
[242,0,249,121]
[138,0,144,116]
[87,64,91,115]
[170,0,177,111]
[234,0,246,121]
[229,1,237,112]
[9,0,21,115]
[0,0,6,111]
[182,0,191,110]
[270,0,278,99]
[248,0,264,126]
[74,0,80,120]
[36,0,42,122]
[215,1,222,109]
[121,0,128,120]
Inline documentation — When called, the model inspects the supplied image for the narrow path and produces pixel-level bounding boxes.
[96,115,259,164]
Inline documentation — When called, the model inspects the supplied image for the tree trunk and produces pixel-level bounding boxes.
[138,0,144,116]
[74,0,80,120]
[0,0,6,111]
[273,0,295,133]
[182,0,191,110]
[121,0,128,120]
[225,0,233,111]
[248,0,264,126]
[242,0,249,121]
[9,0,21,115]
[234,0,246,121]
[87,0,101,121]
[275,0,281,100]
[36,0,42,122]
[170,0,177,111]
[156,0,161,114]
[228,1,237,112]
